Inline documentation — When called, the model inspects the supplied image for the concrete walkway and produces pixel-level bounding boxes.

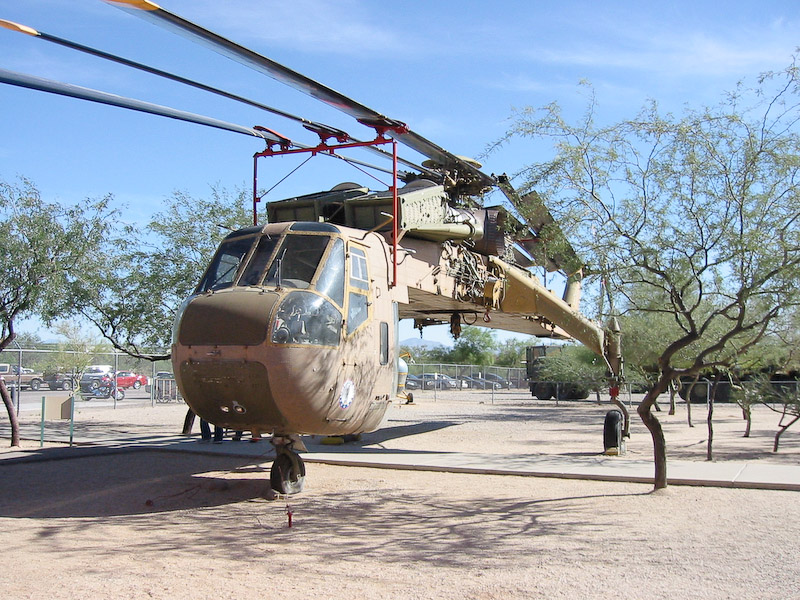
[3,423,799,491]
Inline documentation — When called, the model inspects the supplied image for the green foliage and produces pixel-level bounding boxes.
[401,329,528,367]
[495,338,529,367]
[75,186,252,356]
[0,178,113,350]
[447,327,498,365]
[42,322,111,376]
[536,345,606,384]
[499,60,800,385]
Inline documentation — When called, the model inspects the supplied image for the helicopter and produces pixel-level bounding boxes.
[0,0,622,495]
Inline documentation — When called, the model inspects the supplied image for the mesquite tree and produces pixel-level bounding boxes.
[0,179,111,446]
[498,61,800,489]
[75,187,251,360]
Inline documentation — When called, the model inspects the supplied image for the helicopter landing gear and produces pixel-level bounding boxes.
[270,436,306,495]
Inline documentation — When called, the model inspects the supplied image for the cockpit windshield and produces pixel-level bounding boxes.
[197,232,337,294]
[238,235,279,286]
[264,234,330,289]
[196,235,255,292]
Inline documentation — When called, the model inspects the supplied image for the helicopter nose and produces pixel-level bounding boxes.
[173,289,288,430]
[176,289,280,346]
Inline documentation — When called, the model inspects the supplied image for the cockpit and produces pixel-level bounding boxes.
[195,223,346,347]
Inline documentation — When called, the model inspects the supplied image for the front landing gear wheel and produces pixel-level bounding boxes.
[270,449,306,495]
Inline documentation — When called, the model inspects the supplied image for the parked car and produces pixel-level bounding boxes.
[404,374,421,390]
[43,371,77,391]
[482,373,513,389]
[421,373,459,389]
[116,371,148,389]
[459,376,501,389]
[79,365,114,393]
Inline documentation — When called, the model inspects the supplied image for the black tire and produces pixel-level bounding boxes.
[90,380,100,390]
[133,381,141,389]
[557,384,591,400]
[62,380,73,391]
[603,410,623,452]
[30,379,41,391]
[534,382,555,400]
[270,451,306,495]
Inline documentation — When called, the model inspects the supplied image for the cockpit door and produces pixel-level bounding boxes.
[325,241,373,427]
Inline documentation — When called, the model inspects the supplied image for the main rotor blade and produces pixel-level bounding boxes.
[104,0,495,190]
[0,68,285,143]
[0,17,433,178]
[0,68,398,175]
[0,18,331,134]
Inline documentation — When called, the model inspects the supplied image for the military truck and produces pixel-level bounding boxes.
[524,345,590,400]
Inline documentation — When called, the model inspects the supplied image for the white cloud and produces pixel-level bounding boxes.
[180,0,415,58]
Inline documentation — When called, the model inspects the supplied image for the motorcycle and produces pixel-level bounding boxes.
[82,374,125,401]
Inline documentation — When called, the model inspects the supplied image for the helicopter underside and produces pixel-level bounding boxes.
[401,287,570,339]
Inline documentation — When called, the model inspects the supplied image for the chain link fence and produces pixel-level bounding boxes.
[0,346,181,404]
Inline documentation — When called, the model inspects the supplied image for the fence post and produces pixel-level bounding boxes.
[40,396,45,448]
[68,395,75,447]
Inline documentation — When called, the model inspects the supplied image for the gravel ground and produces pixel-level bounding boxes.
[0,390,798,599]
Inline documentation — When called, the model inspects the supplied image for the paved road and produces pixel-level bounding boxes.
[11,387,163,411]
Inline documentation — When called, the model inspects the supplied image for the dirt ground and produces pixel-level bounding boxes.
[1,391,798,599]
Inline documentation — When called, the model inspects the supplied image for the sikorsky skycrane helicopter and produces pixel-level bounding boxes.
[1,1,622,494]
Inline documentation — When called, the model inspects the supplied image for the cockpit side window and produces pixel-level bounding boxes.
[238,235,279,286]
[346,244,370,335]
[196,236,255,292]
[264,234,329,289]
[314,238,345,306]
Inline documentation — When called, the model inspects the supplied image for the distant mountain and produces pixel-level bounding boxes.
[399,338,447,350]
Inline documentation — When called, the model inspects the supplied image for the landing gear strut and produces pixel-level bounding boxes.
[270,436,306,494]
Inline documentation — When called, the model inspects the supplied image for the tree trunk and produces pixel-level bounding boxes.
[773,413,800,452]
[685,374,700,428]
[707,394,714,461]
[743,406,752,437]
[707,375,722,461]
[669,380,677,415]
[0,380,20,447]
[637,387,668,489]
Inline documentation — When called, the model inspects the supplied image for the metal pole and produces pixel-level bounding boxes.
[252,155,259,226]
[68,395,75,447]
[40,396,45,448]
[151,361,156,407]
[113,352,119,409]
[391,140,398,287]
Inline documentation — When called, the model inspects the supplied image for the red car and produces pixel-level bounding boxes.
[116,371,148,389]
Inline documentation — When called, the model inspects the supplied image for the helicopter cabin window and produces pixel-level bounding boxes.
[238,235,279,286]
[346,244,370,335]
[347,292,369,335]
[314,238,345,307]
[349,247,369,290]
[197,235,255,292]
[264,234,329,289]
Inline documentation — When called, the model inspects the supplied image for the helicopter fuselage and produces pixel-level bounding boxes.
[171,221,401,438]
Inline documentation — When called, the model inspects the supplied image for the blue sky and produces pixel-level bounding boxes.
[1,0,798,346]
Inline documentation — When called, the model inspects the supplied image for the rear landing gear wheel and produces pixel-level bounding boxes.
[270,449,306,495]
